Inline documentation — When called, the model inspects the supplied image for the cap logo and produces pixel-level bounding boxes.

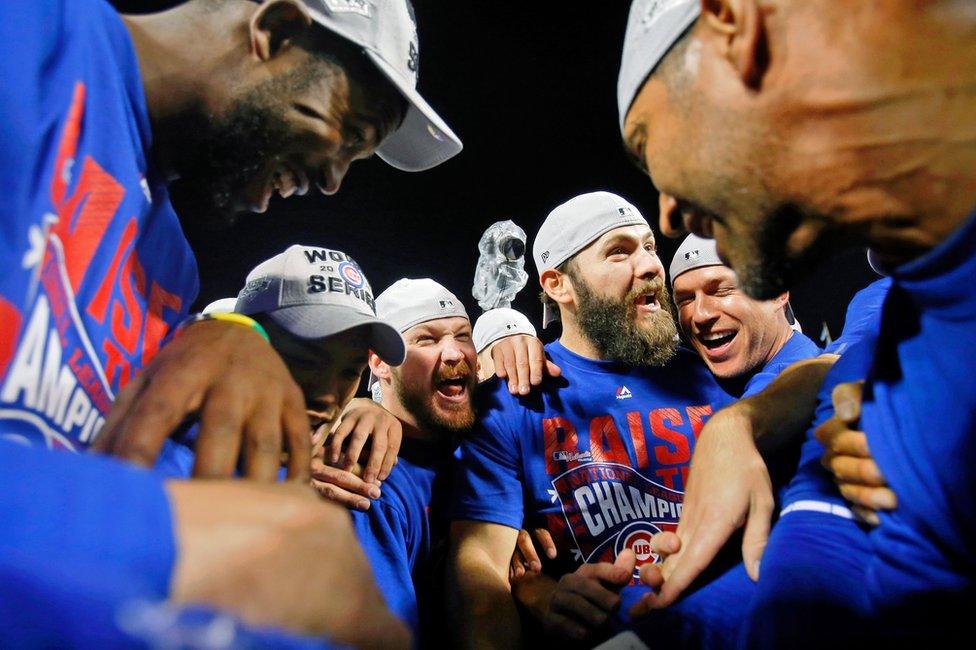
[339,261,364,288]
[324,0,371,17]
[541,250,550,263]
[618,206,633,216]
[640,0,682,28]
[407,40,419,72]
[240,277,271,298]
[684,249,700,261]
[439,299,455,309]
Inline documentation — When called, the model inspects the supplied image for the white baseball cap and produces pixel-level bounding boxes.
[235,244,406,364]
[533,191,649,328]
[288,0,462,171]
[370,278,469,387]
[670,234,802,334]
[617,0,700,132]
[376,278,469,332]
[473,308,537,353]
[202,297,239,314]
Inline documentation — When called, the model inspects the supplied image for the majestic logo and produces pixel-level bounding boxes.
[338,261,364,288]
[551,462,682,578]
[616,386,632,400]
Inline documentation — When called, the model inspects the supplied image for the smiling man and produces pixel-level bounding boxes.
[0,0,456,644]
[616,0,976,644]
[357,278,476,645]
[447,192,733,647]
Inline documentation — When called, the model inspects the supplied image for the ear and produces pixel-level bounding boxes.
[368,351,393,381]
[773,291,790,310]
[249,0,313,61]
[540,268,576,308]
[700,0,767,89]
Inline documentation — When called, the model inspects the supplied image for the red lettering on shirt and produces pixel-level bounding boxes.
[626,410,649,469]
[589,415,630,466]
[685,404,713,441]
[650,407,690,465]
[0,297,22,377]
[544,416,580,475]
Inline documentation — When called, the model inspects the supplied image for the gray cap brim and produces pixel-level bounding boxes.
[268,305,406,366]
[366,51,463,172]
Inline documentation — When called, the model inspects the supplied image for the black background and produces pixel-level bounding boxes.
[118,1,877,346]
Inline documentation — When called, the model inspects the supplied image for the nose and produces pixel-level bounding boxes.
[658,193,683,238]
[692,294,719,326]
[440,339,465,365]
[316,157,352,196]
[634,245,665,282]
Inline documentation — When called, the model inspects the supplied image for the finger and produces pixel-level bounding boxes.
[851,505,881,526]
[577,559,632,587]
[192,387,249,478]
[516,529,542,571]
[328,415,356,465]
[497,343,518,394]
[241,400,286,481]
[512,338,531,395]
[838,483,897,511]
[115,376,200,467]
[527,339,546,386]
[281,385,311,482]
[552,590,619,628]
[378,419,402,482]
[652,529,729,608]
[311,461,382,500]
[362,419,389,485]
[649,531,681,559]
[534,528,558,559]
[560,573,622,612]
[311,478,371,511]
[638,563,665,591]
[490,343,508,379]
[827,455,886,486]
[741,503,773,581]
[544,611,591,642]
[831,381,863,424]
[342,417,374,473]
[613,548,637,580]
[826,429,871,457]
[92,372,147,454]
[545,359,562,378]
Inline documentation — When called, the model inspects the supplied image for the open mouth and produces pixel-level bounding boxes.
[436,376,470,400]
[698,330,737,352]
[271,164,310,200]
[634,292,661,314]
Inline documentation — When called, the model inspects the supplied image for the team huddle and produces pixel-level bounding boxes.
[1,0,973,648]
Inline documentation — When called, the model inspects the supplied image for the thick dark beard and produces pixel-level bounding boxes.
[573,272,678,367]
[393,373,477,441]
[165,64,320,229]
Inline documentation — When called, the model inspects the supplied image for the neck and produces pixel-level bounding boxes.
[761,322,794,369]
[557,312,605,361]
[775,0,976,263]
[381,394,433,442]
[120,1,247,179]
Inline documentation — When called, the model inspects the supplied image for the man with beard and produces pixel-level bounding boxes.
[0,0,457,644]
[447,191,733,647]
[617,0,976,644]
[353,278,476,644]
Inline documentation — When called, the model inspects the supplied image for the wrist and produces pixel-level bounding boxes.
[174,312,270,343]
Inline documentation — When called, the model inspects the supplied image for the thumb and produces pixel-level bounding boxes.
[612,549,637,583]
[546,359,562,377]
[741,506,772,581]
[832,381,863,424]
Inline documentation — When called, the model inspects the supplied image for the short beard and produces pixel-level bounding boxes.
[393,369,477,441]
[572,272,678,367]
[165,62,323,229]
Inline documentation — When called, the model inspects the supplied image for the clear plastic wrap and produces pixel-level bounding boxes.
[472,220,529,311]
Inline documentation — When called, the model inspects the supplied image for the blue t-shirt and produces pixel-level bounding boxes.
[351,439,453,644]
[0,0,198,452]
[860,209,976,621]
[453,341,732,578]
[735,331,821,399]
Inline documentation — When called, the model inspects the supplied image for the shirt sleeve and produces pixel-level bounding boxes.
[350,499,419,635]
[450,400,525,530]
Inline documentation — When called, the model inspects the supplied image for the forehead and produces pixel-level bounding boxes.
[673,264,736,293]
[587,224,655,251]
[404,316,472,338]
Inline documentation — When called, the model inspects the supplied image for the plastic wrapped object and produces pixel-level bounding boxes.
[472,220,529,311]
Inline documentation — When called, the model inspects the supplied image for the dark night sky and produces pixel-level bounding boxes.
[119,1,877,347]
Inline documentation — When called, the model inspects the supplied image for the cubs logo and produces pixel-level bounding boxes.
[338,261,364,289]
[551,462,682,577]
